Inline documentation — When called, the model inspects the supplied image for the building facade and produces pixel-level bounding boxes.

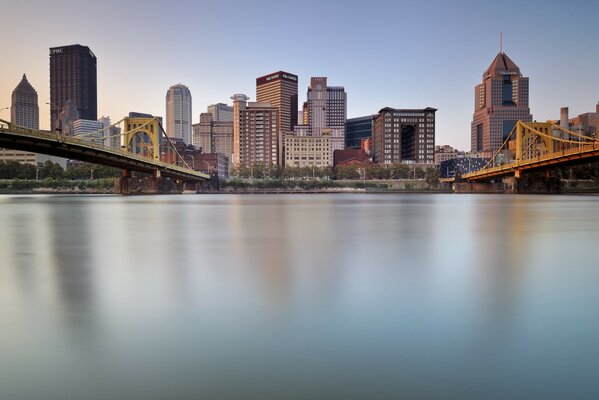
[97,116,121,148]
[231,94,279,165]
[372,107,437,164]
[166,84,192,144]
[306,77,347,152]
[1,73,65,167]
[559,103,599,138]
[284,131,332,168]
[73,119,104,142]
[192,113,234,158]
[256,71,298,165]
[11,74,39,129]
[256,71,298,134]
[434,144,460,164]
[50,44,97,132]
[471,52,532,153]
[207,103,233,122]
[346,115,373,149]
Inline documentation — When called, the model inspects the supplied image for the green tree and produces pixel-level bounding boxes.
[335,165,360,180]
[38,161,64,180]
[425,167,439,187]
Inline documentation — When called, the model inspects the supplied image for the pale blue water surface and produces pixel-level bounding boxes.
[1,194,598,399]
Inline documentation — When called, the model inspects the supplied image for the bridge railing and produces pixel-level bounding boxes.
[463,141,599,180]
[0,119,208,179]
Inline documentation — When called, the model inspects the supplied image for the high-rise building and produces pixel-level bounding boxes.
[256,71,298,133]
[207,103,233,122]
[231,94,279,165]
[306,77,347,152]
[50,44,97,132]
[166,84,192,144]
[192,113,234,158]
[346,115,373,149]
[1,74,39,164]
[372,107,437,164]
[256,71,298,165]
[1,74,66,168]
[11,74,39,129]
[471,52,532,153]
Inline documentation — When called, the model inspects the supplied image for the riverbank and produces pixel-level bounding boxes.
[2,177,598,195]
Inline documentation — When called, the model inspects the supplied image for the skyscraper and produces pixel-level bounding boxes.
[166,84,192,144]
[256,71,298,165]
[11,74,39,129]
[0,74,39,164]
[471,52,532,154]
[256,71,298,133]
[306,77,347,152]
[49,44,97,132]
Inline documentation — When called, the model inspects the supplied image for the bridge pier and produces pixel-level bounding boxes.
[510,171,561,194]
[114,173,186,195]
[455,173,561,194]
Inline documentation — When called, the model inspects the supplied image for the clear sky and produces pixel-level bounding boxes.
[1,0,598,150]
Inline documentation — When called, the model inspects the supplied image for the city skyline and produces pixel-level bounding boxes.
[1,0,598,150]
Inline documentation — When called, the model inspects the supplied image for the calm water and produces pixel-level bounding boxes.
[1,193,599,399]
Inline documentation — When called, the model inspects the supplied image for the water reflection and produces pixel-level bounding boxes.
[0,194,598,400]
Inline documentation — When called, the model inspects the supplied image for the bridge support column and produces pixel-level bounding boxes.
[503,171,561,194]
[453,181,504,193]
[114,174,185,195]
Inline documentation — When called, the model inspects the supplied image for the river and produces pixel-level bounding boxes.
[1,193,598,399]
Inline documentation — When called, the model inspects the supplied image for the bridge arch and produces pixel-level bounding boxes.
[123,117,161,160]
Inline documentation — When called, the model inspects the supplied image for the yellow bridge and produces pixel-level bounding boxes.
[0,117,209,186]
[463,121,599,182]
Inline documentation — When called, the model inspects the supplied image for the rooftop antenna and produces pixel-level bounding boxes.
[500,32,503,53]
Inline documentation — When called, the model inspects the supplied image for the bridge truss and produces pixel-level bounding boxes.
[463,121,599,181]
[0,117,209,182]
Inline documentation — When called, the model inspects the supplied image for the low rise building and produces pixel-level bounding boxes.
[284,130,332,168]
[333,148,370,166]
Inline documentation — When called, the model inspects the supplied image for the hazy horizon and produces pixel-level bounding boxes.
[1,0,598,150]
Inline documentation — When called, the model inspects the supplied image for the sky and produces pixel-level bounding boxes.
[1,0,598,150]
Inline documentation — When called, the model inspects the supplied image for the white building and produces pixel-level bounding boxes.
[98,116,121,148]
[73,119,104,143]
[166,84,192,144]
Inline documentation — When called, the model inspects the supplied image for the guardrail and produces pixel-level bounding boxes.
[0,120,209,180]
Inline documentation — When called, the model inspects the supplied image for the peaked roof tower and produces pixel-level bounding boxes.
[483,52,521,78]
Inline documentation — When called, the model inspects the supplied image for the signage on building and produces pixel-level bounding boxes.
[500,71,518,75]
[50,48,63,55]
[258,72,298,85]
